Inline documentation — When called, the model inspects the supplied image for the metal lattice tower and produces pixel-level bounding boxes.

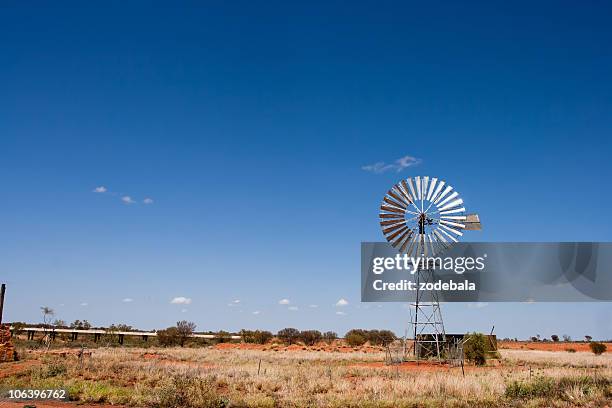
[379,176,481,361]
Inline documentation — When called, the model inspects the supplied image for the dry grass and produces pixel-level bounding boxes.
[3,346,611,407]
[501,349,612,368]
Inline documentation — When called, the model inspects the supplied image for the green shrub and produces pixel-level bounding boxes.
[322,331,337,344]
[345,330,367,347]
[240,330,273,344]
[566,347,577,353]
[589,342,607,355]
[157,327,180,347]
[463,332,487,366]
[505,375,611,399]
[367,330,396,346]
[505,376,555,398]
[300,330,322,346]
[277,328,300,345]
[155,375,227,408]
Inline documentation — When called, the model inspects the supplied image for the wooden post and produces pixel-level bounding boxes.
[0,283,6,325]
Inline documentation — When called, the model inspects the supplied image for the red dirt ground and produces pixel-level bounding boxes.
[498,341,612,353]
[0,359,40,379]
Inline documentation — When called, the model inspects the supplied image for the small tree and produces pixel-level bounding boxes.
[300,330,322,346]
[176,320,196,347]
[589,342,607,355]
[253,330,273,344]
[562,334,571,342]
[368,330,396,346]
[464,332,487,366]
[240,329,272,344]
[345,329,368,347]
[323,331,338,344]
[157,327,180,346]
[277,328,300,345]
[551,334,559,342]
[52,319,66,328]
[585,335,592,342]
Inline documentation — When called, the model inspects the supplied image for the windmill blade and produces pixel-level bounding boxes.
[383,222,407,235]
[391,228,412,248]
[437,191,459,208]
[415,176,422,201]
[380,219,406,227]
[380,213,405,219]
[399,230,415,252]
[438,226,459,242]
[388,189,409,207]
[438,198,464,212]
[386,225,408,240]
[440,215,467,221]
[384,196,407,210]
[440,223,464,236]
[434,185,453,205]
[407,178,418,202]
[393,184,413,205]
[440,207,466,215]
[431,180,445,203]
[401,179,422,212]
[427,178,438,201]
[422,176,429,203]
[439,219,466,229]
[380,205,404,214]
[405,234,418,257]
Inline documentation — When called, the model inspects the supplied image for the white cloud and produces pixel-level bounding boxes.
[362,155,421,174]
[308,304,319,308]
[93,186,107,193]
[335,298,349,307]
[252,311,261,315]
[122,298,133,303]
[181,308,188,313]
[288,306,298,311]
[121,196,136,204]
[80,302,88,306]
[170,296,192,305]
[336,311,347,315]
[232,299,240,304]
[278,298,290,305]
[143,198,154,204]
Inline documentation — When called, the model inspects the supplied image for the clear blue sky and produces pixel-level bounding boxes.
[1,1,610,339]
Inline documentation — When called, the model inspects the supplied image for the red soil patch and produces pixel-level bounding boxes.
[0,359,40,379]
[142,352,165,359]
[499,341,612,353]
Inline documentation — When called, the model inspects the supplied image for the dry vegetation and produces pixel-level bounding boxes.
[1,344,611,408]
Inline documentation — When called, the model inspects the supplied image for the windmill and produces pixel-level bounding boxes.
[379,176,481,361]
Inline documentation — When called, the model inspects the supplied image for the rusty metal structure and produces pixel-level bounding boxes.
[379,176,481,361]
